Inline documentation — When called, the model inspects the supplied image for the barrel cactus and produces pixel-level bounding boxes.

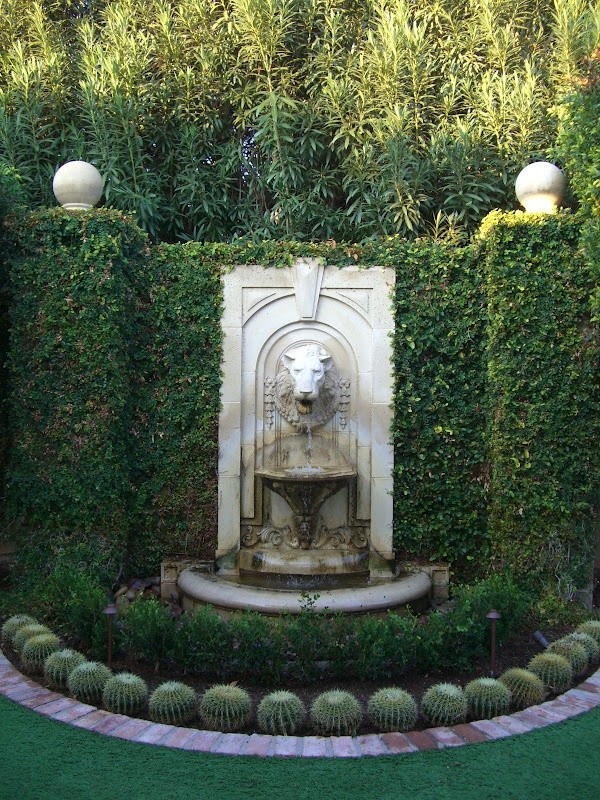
[527,652,573,694]
[1,614,37,645]
[564,632,600,666]
[464,678,511,720]
[421,683,467,727]
[149,681,197,726]
[499,668,545,709]
[310,690,362,736]
[44,649,87,687]
[67,661,112,703]
[367,687,418,733]
[103,673,148,715]
[257,690,305,736]
[13,623,52,654]
[21,633,61,672]
[200,684,252,733]
[547,639,589,676]
[576,620,600,644]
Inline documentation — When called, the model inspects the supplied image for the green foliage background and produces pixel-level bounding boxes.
[0,0,599,242]
[0,209,597,594]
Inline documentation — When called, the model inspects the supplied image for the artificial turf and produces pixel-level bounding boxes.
[1,695,598,800]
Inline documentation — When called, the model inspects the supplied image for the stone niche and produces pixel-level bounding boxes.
[218,259,395,580]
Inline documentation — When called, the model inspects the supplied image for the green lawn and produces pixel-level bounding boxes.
[1,695,598,800]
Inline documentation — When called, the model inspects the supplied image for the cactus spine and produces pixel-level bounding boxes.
[310,690,362,736]
[103,673,148,715]
[576,620,600,644]
[367,687,418,732]
[421,683,467,727]
[13,623,52,654]
[67,661,112,703]
[44,649,87,687]
[1,614,37,645]
[464,678,511,720]
[257,690,305,735]
[21,633,61,672]
[200,684,252,733]
[527,653,573,694]
[149,681,197,725]
[564,632,600,666]
[499,668,545,709]
[547,639,588,676]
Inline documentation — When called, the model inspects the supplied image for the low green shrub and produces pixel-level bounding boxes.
[310,690,362,736]
[67,662,112,703]
[199,684,253,732]
[464,677,511,720]
[44,649,87,687]
[121,598,179,668]
[103,673,148,715]
[21,633,61,672]
[527,653,573,694]
[421,683,467,727]
[149,681,197,725]
[499,668,545,709]
[367,687,418,732]
[177,606,233,676]
[225,613,285,684]
[257,690,306,735]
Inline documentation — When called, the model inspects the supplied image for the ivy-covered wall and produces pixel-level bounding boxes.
[1,208,597,592]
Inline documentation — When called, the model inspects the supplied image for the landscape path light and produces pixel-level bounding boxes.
[52,160,104,210]
[103,602,118,670]
[486,609,501,677]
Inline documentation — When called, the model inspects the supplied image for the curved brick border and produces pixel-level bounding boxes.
[1,649,599,758]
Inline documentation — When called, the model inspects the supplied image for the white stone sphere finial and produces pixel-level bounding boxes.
[515,161,566,214]
[53,160,104,210]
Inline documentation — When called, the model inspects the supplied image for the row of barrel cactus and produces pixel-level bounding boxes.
[3,613,600,734]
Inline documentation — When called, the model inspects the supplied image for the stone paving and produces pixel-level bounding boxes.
[1,649,599,758]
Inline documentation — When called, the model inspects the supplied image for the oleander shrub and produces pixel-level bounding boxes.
[103,673,148,716]
[44,649,87,687]
[149,682,197,726]
[527,653,573,695]
[499,668,546,710]
[421,683,467,727]
[67,662,112,703]
[310,690,362,736]
[257,691,306,736]
[464,677,511,720]
[21,633,61,672]
[367,687,418,733]
[199,684,253,733]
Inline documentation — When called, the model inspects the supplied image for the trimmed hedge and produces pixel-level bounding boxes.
[1,209,597,592]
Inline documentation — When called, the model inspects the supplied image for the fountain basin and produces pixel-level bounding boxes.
[178,568,432,616]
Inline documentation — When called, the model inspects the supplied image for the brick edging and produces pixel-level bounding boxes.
[1,650,599,758]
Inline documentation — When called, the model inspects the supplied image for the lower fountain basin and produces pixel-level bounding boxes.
[178,567,432,616]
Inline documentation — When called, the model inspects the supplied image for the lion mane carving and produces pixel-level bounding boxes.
[274,344,340,429]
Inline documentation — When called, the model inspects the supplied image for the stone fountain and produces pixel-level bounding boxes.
[178,259,432,614]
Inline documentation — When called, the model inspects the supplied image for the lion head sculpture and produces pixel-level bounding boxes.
[274,344,339,428]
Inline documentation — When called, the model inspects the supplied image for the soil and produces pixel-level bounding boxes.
[4,621,584,736]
